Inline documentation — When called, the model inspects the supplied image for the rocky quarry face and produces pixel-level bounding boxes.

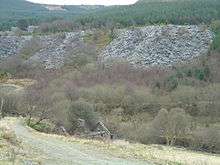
[101,25,213,67]
[0,25,213,69]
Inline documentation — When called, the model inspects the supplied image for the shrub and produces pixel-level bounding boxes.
[83,30,113,49]
[191,126,220,153]
[121,89,160,116]
[16,19,28,31]
[163,76,178,91]
[28,120,54,133]
[167,66,212,86]
[170,86,199,116]
[64,43,96,69]
[0,70,10,82]
[211,32,220,52]
[0,94,18,118]
[0,127,20,145]
[152,108,191,146]
[19,37,43,60]
[193,67,211,81]
[211,20,220,52]
[79,85,126,113]
[67,99,100,132]
[211,20,220,32]
[39,20,75,33]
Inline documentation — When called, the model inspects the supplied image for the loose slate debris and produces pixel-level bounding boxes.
[101,25,213,68]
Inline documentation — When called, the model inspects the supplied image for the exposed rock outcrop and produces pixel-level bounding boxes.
[101,25,213,68]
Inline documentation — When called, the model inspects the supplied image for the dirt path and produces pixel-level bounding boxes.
[13,120,153,165]
[2,118,220,165]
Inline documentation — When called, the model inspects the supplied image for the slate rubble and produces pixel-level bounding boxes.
[0,25,213,69]
[101,25,213,67]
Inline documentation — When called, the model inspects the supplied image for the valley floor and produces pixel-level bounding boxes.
[1,117,220,165]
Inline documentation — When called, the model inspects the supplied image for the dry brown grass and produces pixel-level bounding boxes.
[5,79,36,87]
[29,122,220,165]
[0,79,36,93]
[0,118,42,165]
[1,117,220,165]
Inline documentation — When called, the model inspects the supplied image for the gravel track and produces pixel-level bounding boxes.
[13,121,152,165]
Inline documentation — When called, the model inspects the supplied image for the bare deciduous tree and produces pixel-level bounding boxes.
[18,84,52,126]
[152,108,191,146]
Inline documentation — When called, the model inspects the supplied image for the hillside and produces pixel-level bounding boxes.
[0,25,213,69]
[1,0,220,31]
[0,0,103,31]
[1,0,220,164]
[102,25,213,67]
[75,0,220,28]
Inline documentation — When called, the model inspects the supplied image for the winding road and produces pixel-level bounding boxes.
[13,121,153,165]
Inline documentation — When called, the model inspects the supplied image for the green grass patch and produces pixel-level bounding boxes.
[27,119,54,133]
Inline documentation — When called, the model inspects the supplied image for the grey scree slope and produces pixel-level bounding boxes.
[0,25,213,69]
[101,25,213,68]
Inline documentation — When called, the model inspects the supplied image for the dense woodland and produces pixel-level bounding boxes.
[1,0,220,31]
[1,0,220,155]
[75,0,220,28]
[0,0,102,31]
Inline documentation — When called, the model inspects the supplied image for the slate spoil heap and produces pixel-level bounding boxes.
[101,25,213,68]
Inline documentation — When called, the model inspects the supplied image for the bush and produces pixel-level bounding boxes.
[121,89,160,116]
[170,86,199,116]
[79,85,126,113]
[38,20,75,33]
[211,20,220,52]
[16,19,28,31]
[193,67,210,81]
[0,94,18,118]
[163,75,178,91]
[28,120,54,133]
[64,42,96,69]
[83,30,113,49]
[211,32,220,52]
[67,99,100,132]
[19,37,43,60]
[152,108,191,146]
[191,126,220,153]
[0,127,20,145]
[211,20,220,32]
[0,70,10,82]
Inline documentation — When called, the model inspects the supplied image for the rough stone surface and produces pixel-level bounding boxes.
[0,36,27,59]
[101,25,213,68]
[0,32,84,69]
[28,32,84,69]
[27,33,69,69]
[0,25,214,69]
